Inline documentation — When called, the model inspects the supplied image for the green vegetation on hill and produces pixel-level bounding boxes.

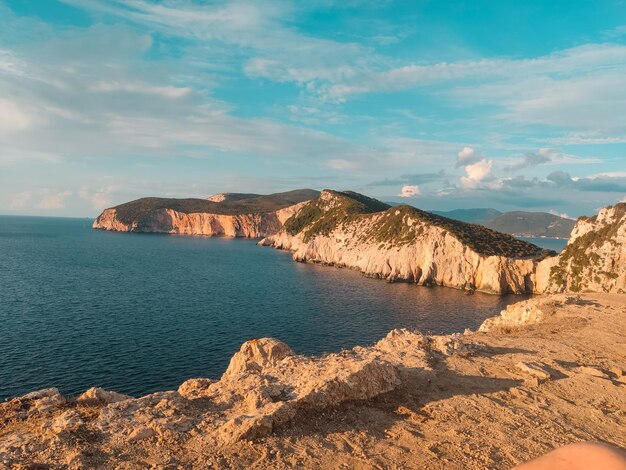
[430,208,503,225]
[431,208,574,238]
[284,190,390,241]
[484,211,574,238]
[112,189,320,225]
[550,203,626,292]
[285,190,552,259]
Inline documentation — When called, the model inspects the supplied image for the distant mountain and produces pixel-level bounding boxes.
[429,208,575,239]
[484,211,575,238]
[430,208,503,225]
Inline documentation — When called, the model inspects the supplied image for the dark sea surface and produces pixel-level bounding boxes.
[0,216,527,400]
[518,237,568,252]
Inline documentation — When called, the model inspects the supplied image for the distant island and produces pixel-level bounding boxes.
[431,208,575,239]
[93,189,319,237]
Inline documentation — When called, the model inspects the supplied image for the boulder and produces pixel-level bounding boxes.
[178,378,214,399]
[223,338,295,377]
[77,387,131,405]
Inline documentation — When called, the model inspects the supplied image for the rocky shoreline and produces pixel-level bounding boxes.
[2,293,625,468]
[93,201,308,238]
[261,193,626,295]
[93,190,626,295]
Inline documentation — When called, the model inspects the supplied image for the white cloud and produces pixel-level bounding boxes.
[456,146,481,167]
[398,184,421,198]
[548,209,573,219]
[588,171,626,178]
[461,159,497,189]
[34,189,73,209]
[325,43,626,99]
[90,81,192,98]
[79,186,116,210]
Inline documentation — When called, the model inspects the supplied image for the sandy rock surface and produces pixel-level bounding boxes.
[1,293,624,469]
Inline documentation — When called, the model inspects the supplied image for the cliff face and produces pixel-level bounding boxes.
[93,202,307,238]
[260,190,552,294]
[536,203,626,294]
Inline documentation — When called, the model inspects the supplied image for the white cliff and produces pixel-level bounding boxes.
[93,200,308,238]
[260,190,552,294]
[536,203,626,293]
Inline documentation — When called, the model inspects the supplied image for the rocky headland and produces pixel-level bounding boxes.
[94,188,626,295]
[261,191,626,295]
[1,293,624,469]
[93,189,319,237]
[538,202,626,294]
[260,190,554,294]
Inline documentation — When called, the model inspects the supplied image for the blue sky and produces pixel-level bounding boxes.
[1,0,625,217]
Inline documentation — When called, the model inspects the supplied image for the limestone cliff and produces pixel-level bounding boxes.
[93,190,319,238]
[93,202,306,238]
[536,203,626,293]
[260,190,554,294]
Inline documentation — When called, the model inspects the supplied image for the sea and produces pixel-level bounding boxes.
[518,237,568,252]
[0,215,535,400]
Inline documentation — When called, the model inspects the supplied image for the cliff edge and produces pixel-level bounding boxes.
[535,203,626,293]
[260,190,554,294]
[92,189,319,237]
[1,293,624,469]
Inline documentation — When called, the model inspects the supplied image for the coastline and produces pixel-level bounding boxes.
[2,293,624,468]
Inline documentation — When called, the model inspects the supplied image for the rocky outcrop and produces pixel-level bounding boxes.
[478,294,586,332]
[0,330,439,462]
[2,293,625,468]
[93,201,308,238]
[260,190,553,294]
[92,189,319,237]
[536,203,626,293]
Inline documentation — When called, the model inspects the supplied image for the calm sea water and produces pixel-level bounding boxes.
[518,237,568,252]
[0,216,527,400]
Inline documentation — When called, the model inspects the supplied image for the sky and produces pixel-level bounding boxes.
[1,0,625,218]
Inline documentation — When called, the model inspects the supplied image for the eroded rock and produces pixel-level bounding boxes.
[77,387,131,405]
[178,378,214,399]
[223,338,295,377]
[479,298,549,332]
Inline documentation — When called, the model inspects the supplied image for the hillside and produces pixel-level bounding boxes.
[537,203,626,293]
[484,211,575,238]
[92,189,320,237]
[262,190,553,294]
[110,189,320,225]
[430,208,503,225]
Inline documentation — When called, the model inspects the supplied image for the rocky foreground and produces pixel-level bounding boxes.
[1,293,624,469]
